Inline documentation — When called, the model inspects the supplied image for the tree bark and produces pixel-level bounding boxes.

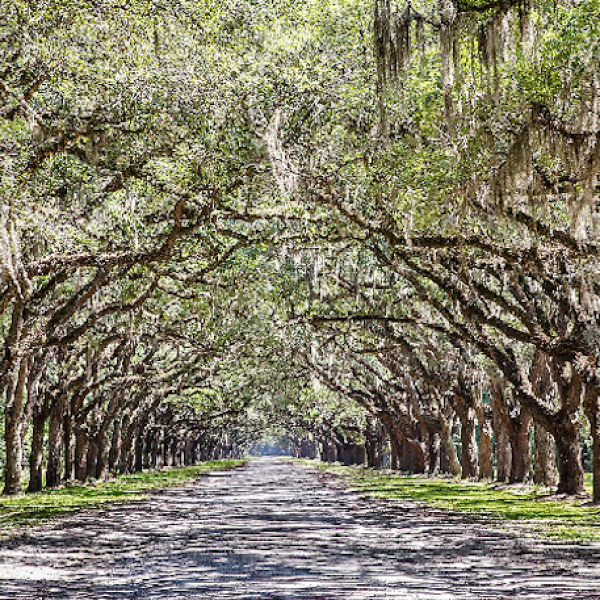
[86,438,99,480]
[555,419,585,495]
[440,412,461,477]
[454,392,479,479]
[109,418,123,474]
[490,384,512,482]
[27,402,47,493]
[476,405,494,480]
[509,409,532,483]
[533,422,558,487]
[46,394,65,488]
[2,301,25,495]
[96,427,110,480]
[74,429,89,482]
[584,381,600,503]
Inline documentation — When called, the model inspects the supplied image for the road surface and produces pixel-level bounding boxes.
[0,457,599,599]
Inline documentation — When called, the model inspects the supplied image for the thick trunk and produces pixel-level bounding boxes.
[135,428,145,472]
[119,425,134,474]
[184,436,194,466]
[533,423,558,487]
[86,439,99,480]
[3,359,28,495]
[74,430,89,482]
[455,396,479,479]
[410,440,427,474]
[583,381,600,503]
[63,412,74,482]
[440,418,461,477]
[109,419,123,474]
[27,407,47,493]
[496,428,512,482]
[555,420,585,495]
[2,301,25,496]
[429,432,441,475]
[46,395,65,488]
[584,387,600,503]
[390,432,401,470]
[530,352,558,488]
[476,406,494,480]
[489,380,512,482]
[509,411,532,483]
[96,428,110,481]
[459,415,479,479]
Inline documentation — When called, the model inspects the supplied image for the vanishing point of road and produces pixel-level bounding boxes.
[0,458,599,599]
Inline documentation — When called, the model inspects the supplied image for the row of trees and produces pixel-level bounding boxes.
[2,0,600,503]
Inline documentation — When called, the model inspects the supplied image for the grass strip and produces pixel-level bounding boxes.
[300,461,600,542]
[0,459,245,536]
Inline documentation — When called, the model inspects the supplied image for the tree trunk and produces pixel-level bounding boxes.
[509,410,532,483]
[109,419,123,474]
[3,359,28,495]
[429,432,441,475]
[584,382,600,503]
[440,416,461,477]
[489,379,512,482]
[135,428,145,472]
[46,395,65,488]
[96,428,110,480]
[86,438,99,480]
[496,429,512,482]
[63,413,74,482]
[27,405,47,493]
[474,400,494,480]
[74,430,89,482]
[2,300,25,496]
[455,394,479,479]
[390,432,401,470]
[555,419,585,495]
[533,422,558,487]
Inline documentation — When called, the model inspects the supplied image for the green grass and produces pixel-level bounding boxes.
[0,460,245,536]
[300,461,600,542]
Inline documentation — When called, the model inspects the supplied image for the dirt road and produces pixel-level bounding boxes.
[0,458,599,599]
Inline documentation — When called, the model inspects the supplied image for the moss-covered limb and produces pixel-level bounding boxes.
[298,461,600,542]
[0,460,245,536]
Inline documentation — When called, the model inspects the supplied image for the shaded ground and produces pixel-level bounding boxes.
[0,458,599,599]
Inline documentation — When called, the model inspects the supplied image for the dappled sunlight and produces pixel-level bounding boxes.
[0,459,599,599]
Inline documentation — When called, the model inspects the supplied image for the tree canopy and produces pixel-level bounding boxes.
[2,0,600,502]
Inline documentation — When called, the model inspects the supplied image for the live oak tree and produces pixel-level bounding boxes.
[1,0,600,505]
